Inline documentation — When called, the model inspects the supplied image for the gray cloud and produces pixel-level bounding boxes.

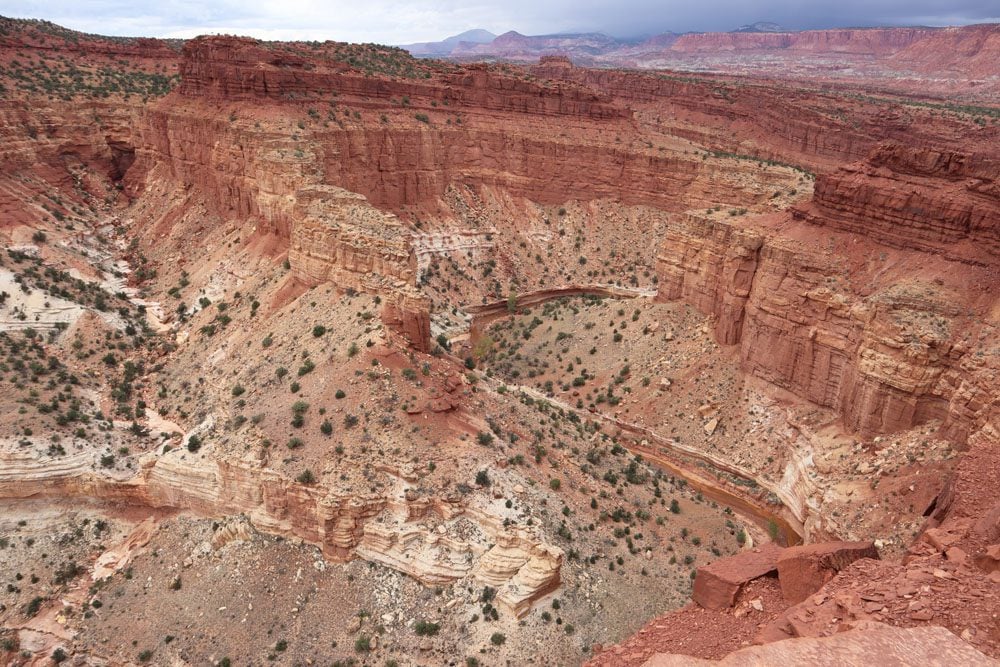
[2,0,997,43]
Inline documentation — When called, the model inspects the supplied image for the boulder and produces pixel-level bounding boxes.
[973,502,1000,542]
[777,541,879,603]
[692,543,783,610]
[974,544,1000,574]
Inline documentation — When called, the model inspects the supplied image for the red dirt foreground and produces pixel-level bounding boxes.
[591,424,1000,666]
[642,623,997,666]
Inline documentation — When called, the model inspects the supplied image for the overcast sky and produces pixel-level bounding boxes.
[2,0,998,43]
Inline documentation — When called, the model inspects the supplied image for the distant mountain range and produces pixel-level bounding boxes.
[398,22,1000,81]
[733,22,785,33]
[399,22,796,60]
[400,29,496,57]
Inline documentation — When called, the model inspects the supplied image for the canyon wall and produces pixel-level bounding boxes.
[287,185,431,351]
[807,142,1000,256]
[656,213,995,442]
[179,36,625,119]
[530,58,995,173]
[0,99,137,230]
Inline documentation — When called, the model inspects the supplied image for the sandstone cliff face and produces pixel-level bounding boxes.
[0,448,562,615]
[807,142,1000,256]
[529,61,992,174]
[0,99,137,230]
[529,62,862,169]
[137,33,814,231]
[287,186,431,350]
[657,214,991,441]
[656,215,763,345]
[889,23,1000,76]
[180,36,625,120]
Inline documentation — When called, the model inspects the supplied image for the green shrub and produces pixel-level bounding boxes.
[414,620,440,636]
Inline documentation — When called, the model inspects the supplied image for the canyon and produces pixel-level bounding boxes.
[0,14,997,666]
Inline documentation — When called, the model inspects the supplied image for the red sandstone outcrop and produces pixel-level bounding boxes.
[434,24,1000,91]
[667,28,937,55]
[890,23,1000,77]
[655,215,763,345]
[530,59,995,173]
[179,35,625,120]
[0,448,562,614]
[690,541,877,610]
[656,209,999,444]
[807,142,1000,256]
[287,186,431,350]
[776,541,879,603]
[692,544,782,609]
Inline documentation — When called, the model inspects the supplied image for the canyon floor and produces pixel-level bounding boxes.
[0,15,998,667]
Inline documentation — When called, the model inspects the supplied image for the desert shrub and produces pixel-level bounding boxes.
[414,620,440,636]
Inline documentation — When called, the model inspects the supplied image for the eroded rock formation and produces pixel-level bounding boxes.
[656,212,996,442]
[0,448,562,614]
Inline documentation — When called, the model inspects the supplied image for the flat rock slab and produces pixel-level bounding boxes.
[777,541,879,603]
[642,623,998,666]
[692,543,783,610]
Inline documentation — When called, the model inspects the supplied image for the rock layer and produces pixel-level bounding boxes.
[657,213,994,441]
[0,448,562,614]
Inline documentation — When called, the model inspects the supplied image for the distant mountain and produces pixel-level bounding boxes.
[445,30,629,64]
[401,29,496,57]
[401,22,1000,85]
[733,22,786,33]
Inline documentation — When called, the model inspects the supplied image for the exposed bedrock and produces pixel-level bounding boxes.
[0,99,139,231]
[287,185,432,351]
[530,59,997,174]
[0,449,561,617]
[807,142,1000,256]
[656,213,997,443]
[179,36,627,119]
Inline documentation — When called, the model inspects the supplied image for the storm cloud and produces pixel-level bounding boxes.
[2,0,998,43]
